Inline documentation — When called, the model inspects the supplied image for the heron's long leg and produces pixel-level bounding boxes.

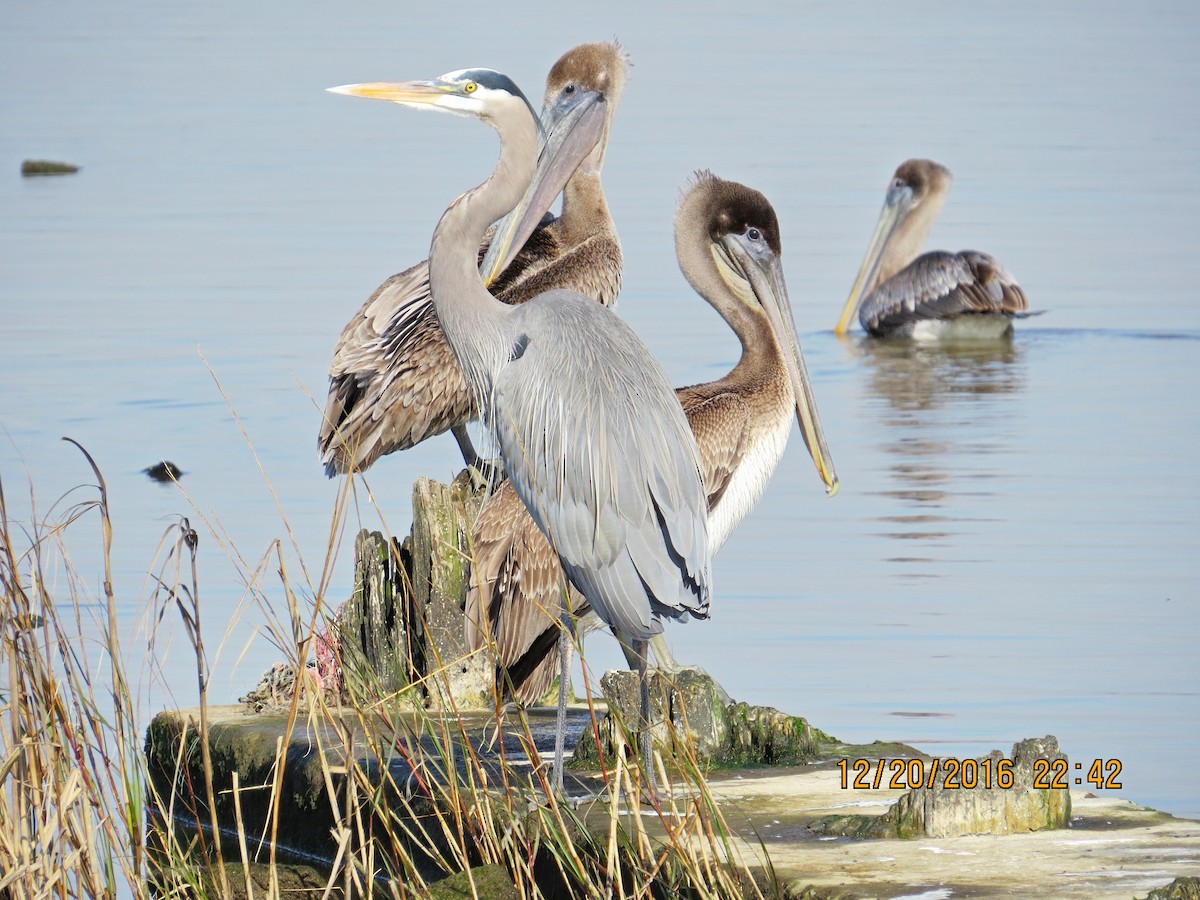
[452,424,502,488]
[649,633,681,673]
[552,613,574,795]
[633,637,656,796]
[451,424,482,469]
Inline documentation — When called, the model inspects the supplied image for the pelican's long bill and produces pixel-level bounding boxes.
[834,183,910,335]
[478,90,606,285]
[722,234,839,496]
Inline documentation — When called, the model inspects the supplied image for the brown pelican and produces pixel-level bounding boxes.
[467,172,838,707]
[834,159,1029,340]
[328,68,709,793]
[319,42,627,475]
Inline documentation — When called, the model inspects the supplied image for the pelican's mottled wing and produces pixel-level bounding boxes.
[491,226,622,308]
[466,479,593,704]
[319,224,622,477]
[318,259,477,475]
[861,250,1029,336]
[495,294,710,642]
[677,389,751,511]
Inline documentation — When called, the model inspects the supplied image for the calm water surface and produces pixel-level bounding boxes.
[2,1,1197,821]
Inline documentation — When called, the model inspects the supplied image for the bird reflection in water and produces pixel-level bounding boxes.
[843,338,1028,577]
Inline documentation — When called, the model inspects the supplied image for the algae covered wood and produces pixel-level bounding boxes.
[336,529,414,695]
[408,475,491,707]
[335,473,491,708]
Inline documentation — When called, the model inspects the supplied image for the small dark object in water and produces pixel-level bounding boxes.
[144,460,183,482]
[21,159,80,176]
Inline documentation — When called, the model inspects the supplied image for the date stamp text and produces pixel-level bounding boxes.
[836,756,1123,791]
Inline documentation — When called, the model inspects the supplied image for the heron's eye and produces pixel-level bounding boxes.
[463,81,477,94]
[747,227,762,242]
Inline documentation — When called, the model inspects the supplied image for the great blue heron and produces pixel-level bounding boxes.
[329,69,710,793]
[468,172,838,706]
[320,42,627,476]
[834,159,1030,340]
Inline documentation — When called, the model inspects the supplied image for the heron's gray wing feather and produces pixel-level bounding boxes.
[494,295,710,642]
[861,250,1028,335]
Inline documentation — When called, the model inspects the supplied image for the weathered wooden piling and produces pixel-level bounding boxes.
[333,472,491,708]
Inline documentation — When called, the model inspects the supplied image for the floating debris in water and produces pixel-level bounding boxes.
[21,159,80,176]
[143,460,184,482]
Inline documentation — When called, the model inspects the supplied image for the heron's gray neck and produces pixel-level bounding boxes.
[428,106,540,400]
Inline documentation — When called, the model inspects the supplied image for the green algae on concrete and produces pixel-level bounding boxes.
[427,864,519,900]
[144,703,609,891]
[145,705,457,882]
[1144,877,1200,899]
[572,666,836,769]
[146,707,351,861]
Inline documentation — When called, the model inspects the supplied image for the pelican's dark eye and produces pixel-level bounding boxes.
[892,177,904,189]
[563,83,576,95]
[463,81,477,94]
[747,227,762,241]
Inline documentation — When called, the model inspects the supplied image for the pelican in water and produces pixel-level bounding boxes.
[467,172,838,707]
[320,42,627,475]
[329,68,709,793]
[834,159,1030,340]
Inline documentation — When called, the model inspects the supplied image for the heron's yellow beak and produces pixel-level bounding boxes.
[327,81,446,105]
